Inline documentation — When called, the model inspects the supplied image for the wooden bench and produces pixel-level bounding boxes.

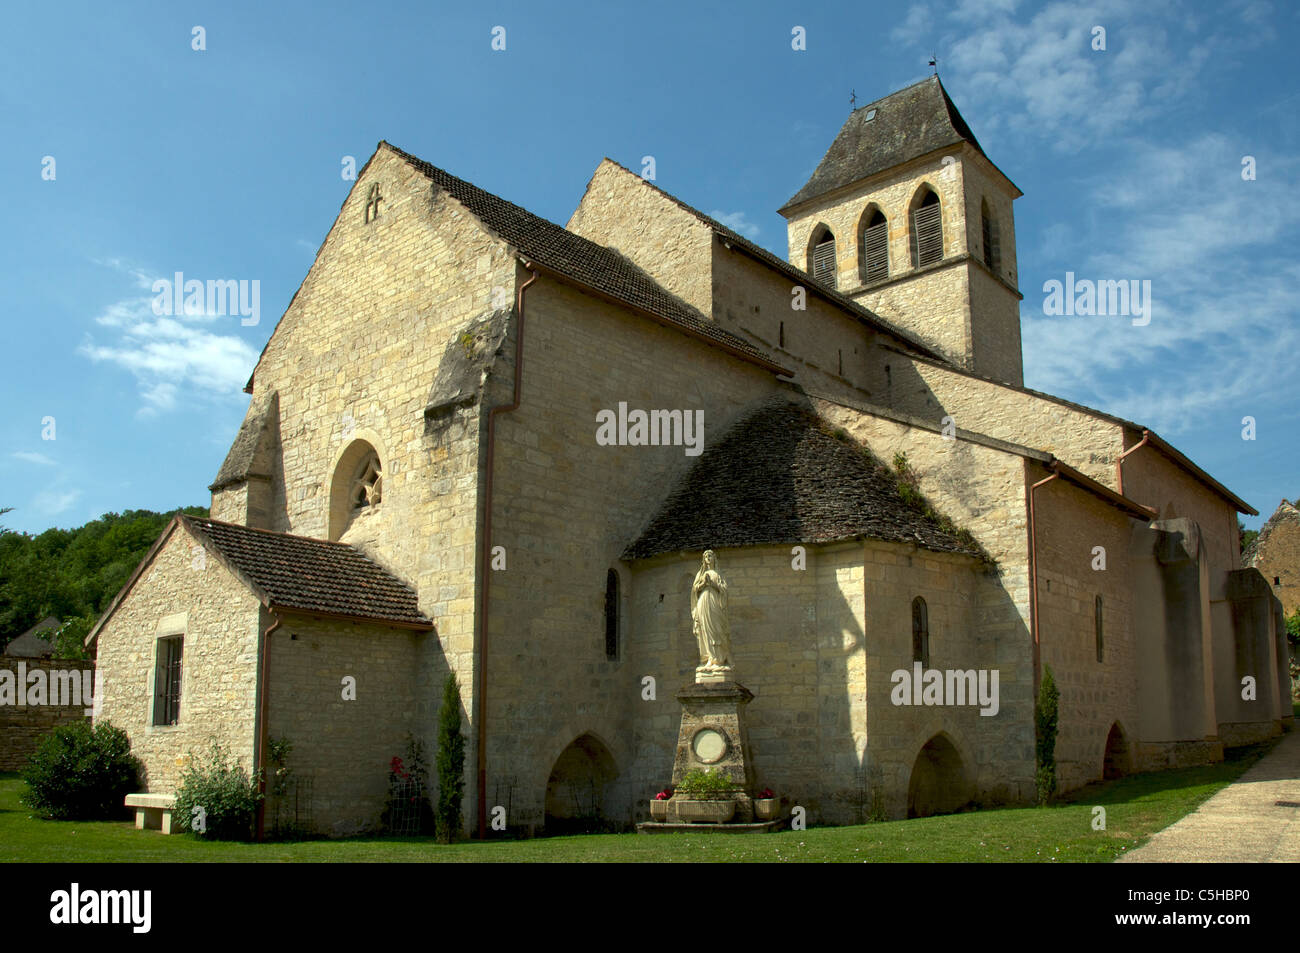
[124,793,177,834]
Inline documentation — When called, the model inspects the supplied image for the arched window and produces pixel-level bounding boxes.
[859,207,889,282]
[980,198,1000,271]
[328,438,384,540]
[910,189,943,268]
[808,225,837,288]
[911,596,929,667]
[604,569,620,661]
[1095,595,1104,662]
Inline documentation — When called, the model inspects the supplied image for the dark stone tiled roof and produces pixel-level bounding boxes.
[383,143,783,371]
[623,402,984,561]
[183,516,431,628]
[780,76,988,214]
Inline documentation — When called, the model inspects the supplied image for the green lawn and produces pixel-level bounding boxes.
[0,740,1278,862]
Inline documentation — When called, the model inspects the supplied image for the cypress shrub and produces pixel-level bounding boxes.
[435,673,465,843]
[1035,664,1060,805]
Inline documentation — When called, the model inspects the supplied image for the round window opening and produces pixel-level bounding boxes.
[351,453,382,509]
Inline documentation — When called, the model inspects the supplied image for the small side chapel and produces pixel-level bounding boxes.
[89,77,1290,836]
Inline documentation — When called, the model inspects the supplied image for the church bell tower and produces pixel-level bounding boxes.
[778,76,1024,386]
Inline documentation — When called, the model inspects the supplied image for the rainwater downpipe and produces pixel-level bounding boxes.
[1028,468,1060,688]
[255,608,282,842]
[1115,430,1152,497]
[476,261,538,838]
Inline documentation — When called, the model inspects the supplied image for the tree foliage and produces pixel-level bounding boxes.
[435,673,466,843]
[0,506,206,655]
[1035,665,1060,806]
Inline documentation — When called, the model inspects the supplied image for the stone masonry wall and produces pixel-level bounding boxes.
[0,657,95,771]
[94,523,262,793]
[266,613,425,836]
[484,274,780,830]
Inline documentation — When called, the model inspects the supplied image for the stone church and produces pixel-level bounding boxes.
[88,77,1292,836]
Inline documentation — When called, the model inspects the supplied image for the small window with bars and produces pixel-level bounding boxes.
[810,229,837,288]
[154,635,183,726]
[861,209,888,282]
[910,191,943,268]
[911,596,930,667]
[604,569,620,661]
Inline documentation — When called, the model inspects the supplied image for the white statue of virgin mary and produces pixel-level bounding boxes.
[691,549,731,672]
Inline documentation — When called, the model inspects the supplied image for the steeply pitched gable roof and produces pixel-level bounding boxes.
[182,516,431,628]
[623,401,985,561]
[382,142,788,375]
[779,76,1010,214]
[595,158,945,362]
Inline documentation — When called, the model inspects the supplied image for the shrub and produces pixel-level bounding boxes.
[1035,665,1060,805]
[173,744,262,840]
[675,768,735,800]
[21,720,140,820]
[435,673,465,843]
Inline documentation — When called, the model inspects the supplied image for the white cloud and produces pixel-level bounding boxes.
[81,263,260,415]
[709,210,761,240]
[32,488,81,516]
[12,451,55,466]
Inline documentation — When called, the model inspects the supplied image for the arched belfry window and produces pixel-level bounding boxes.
[981,198,1000,272]
[860,208,889,282]
[604,569,620,661]
[911,596,930,667]
[1095,595,1104,662]
[808,225,837,288]
[910,189,943,268]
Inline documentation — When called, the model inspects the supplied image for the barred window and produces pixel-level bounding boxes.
[154,636,183,726]
[911,596,930,667]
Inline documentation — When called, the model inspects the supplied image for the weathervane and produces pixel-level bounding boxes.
[850,89,856,109]
[929,54,938,75]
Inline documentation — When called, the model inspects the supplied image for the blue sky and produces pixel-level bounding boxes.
[1,0,1295,535]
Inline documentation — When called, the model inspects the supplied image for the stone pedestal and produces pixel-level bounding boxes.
[669,680,757,823]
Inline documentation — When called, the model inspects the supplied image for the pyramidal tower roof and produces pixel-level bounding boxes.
[779,75,1005,215]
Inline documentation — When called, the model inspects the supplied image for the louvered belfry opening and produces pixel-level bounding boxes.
[861,209,888,282]
[910,191,943,268]
[981,199,998,271]
[810,227,837,288]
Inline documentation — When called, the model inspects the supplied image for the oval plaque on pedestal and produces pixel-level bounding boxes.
[692,728,728,764]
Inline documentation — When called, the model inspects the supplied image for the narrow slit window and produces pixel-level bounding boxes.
[911,596,930,667]
[604,569,619,660]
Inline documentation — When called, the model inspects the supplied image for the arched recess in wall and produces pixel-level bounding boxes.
[908,185,943,268]
[327,430,388,541]
[858,205,889,282]
[907,732,971,818]
[1102,721,1131,779]
[980,198,1000,272]
[543,732,620,835]
[806,223,837,288]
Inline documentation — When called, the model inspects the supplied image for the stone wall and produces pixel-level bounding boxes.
[94,522,263,793]
[0,657,95,772]
[266,613,427,836]
[482,274,779,831]
[1033,468,1142,792]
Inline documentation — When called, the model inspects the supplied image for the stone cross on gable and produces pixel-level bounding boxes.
[364,182,383,224]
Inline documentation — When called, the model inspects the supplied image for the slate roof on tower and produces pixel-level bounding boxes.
[623,401,986,561]
[779,76,1015,214]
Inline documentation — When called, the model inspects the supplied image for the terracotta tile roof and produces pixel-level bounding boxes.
[183,516,431,628]
[383,142,786,373]
[780,75,1004,214]
[623,401,985,561]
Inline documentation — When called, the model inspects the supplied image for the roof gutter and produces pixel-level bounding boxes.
[476,259,538,839]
